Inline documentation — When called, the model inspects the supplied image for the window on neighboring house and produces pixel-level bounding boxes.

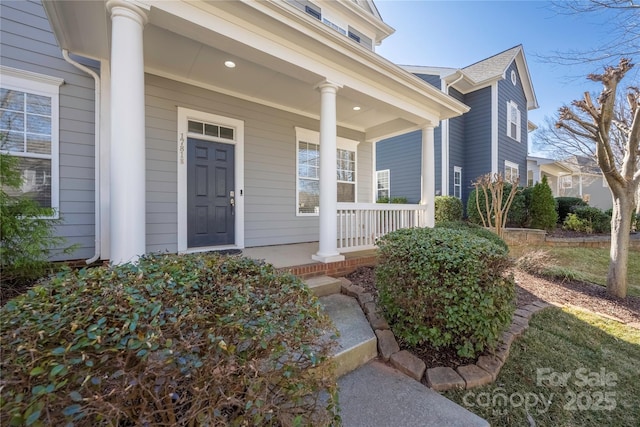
[376,169,389,201]
[453,166,462,199]
[296,128,357,215]
[507,100,521,142]
[0,68,62,216]
[561,175,572,189]
[505,161,519,183]
[527,169,534,187]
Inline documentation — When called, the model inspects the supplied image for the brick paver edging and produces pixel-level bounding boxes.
[337,277,552,391]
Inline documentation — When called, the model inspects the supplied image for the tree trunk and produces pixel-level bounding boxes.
[607,191,635,298]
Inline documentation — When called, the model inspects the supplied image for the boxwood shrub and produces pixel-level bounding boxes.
[555,197,588,223]
[376,227,515,358]
[435,221,509,253]
[434,196,463,222]
[0,253,339,426]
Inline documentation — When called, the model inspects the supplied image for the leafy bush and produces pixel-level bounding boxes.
[529,176,558,231]
[466,183,525,227]
[569,206,611,233]
[434,196,463,222]
[0,153,76,287]
[0,253,339,426]
[563,213,592,233]
[375,227,515,358]
[377,196,408,204]
[555,197,588,223]
[435,221,509,253]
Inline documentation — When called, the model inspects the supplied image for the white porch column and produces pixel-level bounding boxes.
[107,0,148,264]
[420,125,436,228]
[313,81,345,263]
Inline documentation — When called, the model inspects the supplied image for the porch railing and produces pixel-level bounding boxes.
[336,202,428,252]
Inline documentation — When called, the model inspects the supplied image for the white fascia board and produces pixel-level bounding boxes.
[514,50,539,110]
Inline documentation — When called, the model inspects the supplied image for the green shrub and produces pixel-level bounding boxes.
[434,196,463,222]
[375,227,515,358]
[529,176,558,231]
[466,184,525,227]
[563,213,592,233]
[555,197,587,223]
[435,221,509,253]
[0,153,76,287]
[572,206,611,233]
[0,253,339,426]
[376,196,408,204]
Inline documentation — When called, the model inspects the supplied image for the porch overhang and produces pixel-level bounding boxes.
[43,0,468,139]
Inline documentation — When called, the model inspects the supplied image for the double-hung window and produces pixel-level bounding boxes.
[0,67,62,216]
[296,128,357,215]
[505,161,519,183]
[376,170,389,201]
[507,100,521,142]
[453,166,462,199]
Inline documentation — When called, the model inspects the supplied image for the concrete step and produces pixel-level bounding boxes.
[305,275,342,297]
[320,293,377,378]
[338,361,489,427]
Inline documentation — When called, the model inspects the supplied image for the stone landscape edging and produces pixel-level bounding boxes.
[337,277,552,391]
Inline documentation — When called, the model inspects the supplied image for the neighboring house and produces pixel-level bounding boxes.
[526,155,573,197]
[376,45,538,205]
[528,155,613,210]
[0,0,468,264]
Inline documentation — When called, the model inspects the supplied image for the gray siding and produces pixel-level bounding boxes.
[375,130,422,203]
[498,61,528,186]
[144,74,368,252]
[1,0,97,260]
[560,175,612,210]
[462,86,492,205]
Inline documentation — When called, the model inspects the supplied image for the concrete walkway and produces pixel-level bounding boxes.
[338,361,488,427]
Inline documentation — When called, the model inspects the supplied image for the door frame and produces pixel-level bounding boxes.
[177,107,244,253]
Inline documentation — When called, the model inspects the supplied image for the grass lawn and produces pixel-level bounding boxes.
[444,307,640,426]
[510,245,640,297]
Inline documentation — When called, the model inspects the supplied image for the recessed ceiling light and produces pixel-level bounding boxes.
[353,106,361,111]
[224,60,236,68]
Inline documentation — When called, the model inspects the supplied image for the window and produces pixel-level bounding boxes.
[187,119,235,140]
[561,175,572,189]
[527,169,534,187]
[507,101,521,142]
[505,161,519,183]
[453,166,462,199]
[376,170,389,201]
[0,67,62,216]
[347,26,373,50]
[305,4,321,20]
[295,128,357,215]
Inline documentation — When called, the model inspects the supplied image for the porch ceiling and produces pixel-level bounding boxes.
[44,0,469,139]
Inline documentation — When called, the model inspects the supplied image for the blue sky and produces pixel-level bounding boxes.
[373,0,636,151]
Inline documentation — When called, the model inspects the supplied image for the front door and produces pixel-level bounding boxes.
[187,138,235,247]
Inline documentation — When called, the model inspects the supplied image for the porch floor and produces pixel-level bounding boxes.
[241,242,377,278]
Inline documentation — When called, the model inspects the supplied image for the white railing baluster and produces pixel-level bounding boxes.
[335,203,429,252]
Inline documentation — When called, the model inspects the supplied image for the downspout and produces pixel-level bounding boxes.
[61,49,101,264]
[441,71,464,195]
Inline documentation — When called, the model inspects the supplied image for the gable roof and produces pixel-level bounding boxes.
[402,45,539,111]
[462,45,521,83]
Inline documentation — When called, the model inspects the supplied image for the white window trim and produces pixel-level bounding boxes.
[505,160,519,182]
[506,100,521,142]
[295,127,358,216]
[561,175,573,189]
[376,169,390,201]
[453,166,462,199]
[177,107,245,253]
[0,66,63,219]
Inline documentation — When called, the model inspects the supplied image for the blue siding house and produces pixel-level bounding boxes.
[376,45,538,207]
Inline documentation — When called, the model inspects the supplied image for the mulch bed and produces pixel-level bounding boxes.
[345,265,640,370]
